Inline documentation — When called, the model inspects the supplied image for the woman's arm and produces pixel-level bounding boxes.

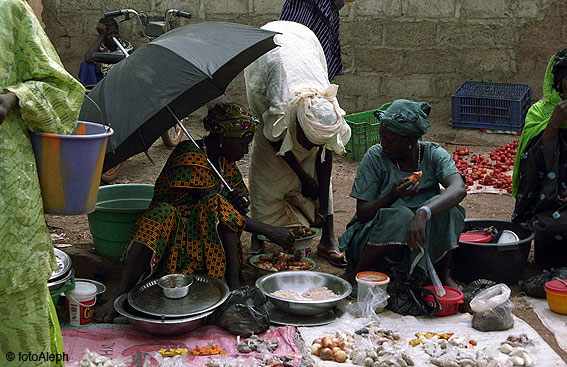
[315,148,332,222]
[269,140,319,199]
[406,173,466,250]
[243,216,295,251]
[84,23,106,62]
[543,100,567,144]
[356,178,417,223]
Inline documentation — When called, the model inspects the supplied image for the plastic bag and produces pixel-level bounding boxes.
[352,284,389,320]
[461,279,497,314]
[521,267,567,298]
[470,283,514,331]
[387,267,441,316]
[425,252,445,297]
[208,285,271,337]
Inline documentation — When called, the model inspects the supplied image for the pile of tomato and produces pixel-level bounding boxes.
[451,140,519,193]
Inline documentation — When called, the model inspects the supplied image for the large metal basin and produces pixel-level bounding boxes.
[255,271,351,316]
[114,294,211,336]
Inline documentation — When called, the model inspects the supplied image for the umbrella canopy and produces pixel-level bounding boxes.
[79,22,278,171]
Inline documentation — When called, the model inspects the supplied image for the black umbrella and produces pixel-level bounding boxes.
[79,22,278,174]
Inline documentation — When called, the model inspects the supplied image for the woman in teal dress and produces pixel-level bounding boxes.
[338,100,467,283]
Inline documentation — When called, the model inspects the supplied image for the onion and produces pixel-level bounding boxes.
[320,348,334,361]
[321,337,333,349]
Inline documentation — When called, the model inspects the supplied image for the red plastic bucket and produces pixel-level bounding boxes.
[424,286,464,316]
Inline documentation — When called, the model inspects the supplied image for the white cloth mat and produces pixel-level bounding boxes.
[298,309,567,366]
[527,297,567,354]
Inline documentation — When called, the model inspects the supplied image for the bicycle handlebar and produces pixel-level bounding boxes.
[104,9,135,18]
[170,10,191,19]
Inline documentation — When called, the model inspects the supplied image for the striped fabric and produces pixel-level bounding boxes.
[280,0,344,81]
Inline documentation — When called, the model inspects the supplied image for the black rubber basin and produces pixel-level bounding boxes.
[452,219,535,285]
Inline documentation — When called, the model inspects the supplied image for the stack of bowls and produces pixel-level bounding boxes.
[114,274,229,335]
[47,249,75,305]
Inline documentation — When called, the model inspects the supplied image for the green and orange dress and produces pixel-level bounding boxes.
[124,141,247,281]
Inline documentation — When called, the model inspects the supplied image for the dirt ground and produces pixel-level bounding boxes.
[45,116,566,361]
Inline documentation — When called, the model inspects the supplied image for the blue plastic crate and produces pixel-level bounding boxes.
[451,81,531,132]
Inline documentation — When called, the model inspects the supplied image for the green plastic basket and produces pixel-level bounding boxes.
[344,107,385,161]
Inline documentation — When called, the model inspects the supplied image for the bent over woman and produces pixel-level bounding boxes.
[339,100,466,283]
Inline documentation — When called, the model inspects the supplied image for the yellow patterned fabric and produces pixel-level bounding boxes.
[125,141,247,280]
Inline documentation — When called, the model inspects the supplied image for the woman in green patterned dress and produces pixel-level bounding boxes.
[1,0,85,365]
[95,103,295,323]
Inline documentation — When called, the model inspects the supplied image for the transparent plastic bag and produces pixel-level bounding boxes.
[425,252,446,297]
[470,283,514,331]
[357,284,389,319]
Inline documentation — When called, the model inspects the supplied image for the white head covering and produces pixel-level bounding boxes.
[244,21,351,159]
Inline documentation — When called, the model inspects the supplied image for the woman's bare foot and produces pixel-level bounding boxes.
[94,295,120,323]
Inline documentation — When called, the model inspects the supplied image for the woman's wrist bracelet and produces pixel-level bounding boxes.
[417,206,432,221]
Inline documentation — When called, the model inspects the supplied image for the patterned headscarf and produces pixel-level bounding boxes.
[374,99,431,138]
[203,103,259,139]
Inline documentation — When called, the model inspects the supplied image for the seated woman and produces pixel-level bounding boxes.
[512,49,567,269]
[338,99,467,284]
[95,103,295,323]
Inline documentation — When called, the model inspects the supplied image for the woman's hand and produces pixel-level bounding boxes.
[300,174,319,200]
[0,92,18,125]
[406,210,428,251]
[226,189,249,212]
[549,100,567,129]
[390,177,419,199]
[265,227,295,252]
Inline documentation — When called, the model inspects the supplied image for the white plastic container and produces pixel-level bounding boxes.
[65,281,97,326]
[294,238,312,258]
[356,271,390,312]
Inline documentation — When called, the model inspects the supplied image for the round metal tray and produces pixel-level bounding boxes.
[114,294,212,336]
[258,227,321,242]
[269,306,343,327]
[50,248,72,282]
[47,268,74,292]
[74,278,106,295]
[127,274,229,318]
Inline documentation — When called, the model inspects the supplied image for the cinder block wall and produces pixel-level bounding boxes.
[41,0,567,122]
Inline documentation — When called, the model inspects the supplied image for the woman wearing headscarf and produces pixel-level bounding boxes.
[512,49,567,269]
[338,100,467,283]
[244,21,351,268]
[95,103,295,322]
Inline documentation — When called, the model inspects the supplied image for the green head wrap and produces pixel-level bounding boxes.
[373,99,431,138]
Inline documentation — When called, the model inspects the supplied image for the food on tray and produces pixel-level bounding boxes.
[236,335,278,353]
[253,251,313,271]
[271,286,338,301]
[312,335,349,363]
[191,345,226,356]
[158,347,188,357]
[288,225,316,239]
[408,170,422,185]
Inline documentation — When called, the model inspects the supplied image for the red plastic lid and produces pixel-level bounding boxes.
[459,232,492,243]
[545,280,567,294]
[424,286,464,302]
[356,271,389,283]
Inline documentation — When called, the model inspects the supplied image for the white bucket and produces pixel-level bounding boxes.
[65,281,97,326]
[356,271,390,312]
[294,238,313,258]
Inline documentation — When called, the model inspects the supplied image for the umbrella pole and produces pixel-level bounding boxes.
[165,106,234,193]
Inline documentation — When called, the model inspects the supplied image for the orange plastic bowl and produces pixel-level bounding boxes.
[545,279,567,314]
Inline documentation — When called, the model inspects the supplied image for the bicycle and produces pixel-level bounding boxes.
[91,8,191,181]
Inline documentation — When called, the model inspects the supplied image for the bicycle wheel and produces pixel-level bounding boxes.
[161,117,188,147]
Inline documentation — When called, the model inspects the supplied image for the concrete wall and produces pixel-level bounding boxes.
[40,0,567,122]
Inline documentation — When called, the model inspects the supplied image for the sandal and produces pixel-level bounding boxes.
[316,249,347,268]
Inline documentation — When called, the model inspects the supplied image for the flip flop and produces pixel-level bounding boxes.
[317,249,347,268]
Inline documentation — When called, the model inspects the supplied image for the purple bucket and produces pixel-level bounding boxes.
[30,121,114,215]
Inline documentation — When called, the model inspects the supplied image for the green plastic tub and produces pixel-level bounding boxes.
[87,184,154,260]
